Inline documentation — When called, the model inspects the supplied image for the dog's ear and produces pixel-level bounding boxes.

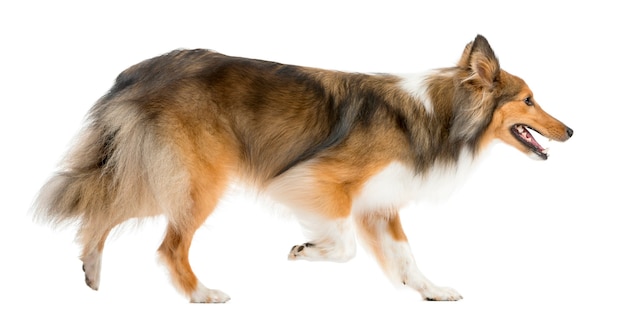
[458,35,500,89]
[457,39,474,68]
[451,35,500,145]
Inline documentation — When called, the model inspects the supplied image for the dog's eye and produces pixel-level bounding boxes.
[524,97,534,106]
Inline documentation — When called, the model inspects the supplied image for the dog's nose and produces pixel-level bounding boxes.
[566,126,574,138]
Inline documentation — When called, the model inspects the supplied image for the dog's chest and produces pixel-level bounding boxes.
[351,153,476,214]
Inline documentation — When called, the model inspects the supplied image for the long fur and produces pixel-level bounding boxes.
[34,35,573,302]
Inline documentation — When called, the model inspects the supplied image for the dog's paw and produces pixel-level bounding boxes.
[422,286,463,301]
[288,241,356,262]
[81,252,102,290]
[190,285,231,303]
[288,242,316,260]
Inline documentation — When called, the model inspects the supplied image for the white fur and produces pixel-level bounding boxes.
[287,217,356,262]
[190,283,231,303]
[379,227,462,300]
[398,72,435,114]
[354,214,463,300]
[352,147,477,215]
[82,250,103,290]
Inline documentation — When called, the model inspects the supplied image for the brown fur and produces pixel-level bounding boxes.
[34,35,572,302]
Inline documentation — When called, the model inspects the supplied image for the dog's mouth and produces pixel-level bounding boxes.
[511,124,549,160]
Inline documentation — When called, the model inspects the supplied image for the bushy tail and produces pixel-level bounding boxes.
[34,164,113,227]
[33,116,118,227]
[33,100,189,230]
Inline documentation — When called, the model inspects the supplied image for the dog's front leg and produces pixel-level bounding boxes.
[354,212,462,301]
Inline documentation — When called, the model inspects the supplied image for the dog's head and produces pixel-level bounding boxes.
[454,35,573,160]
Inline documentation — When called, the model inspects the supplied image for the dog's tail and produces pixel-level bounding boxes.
[33,99,190,231]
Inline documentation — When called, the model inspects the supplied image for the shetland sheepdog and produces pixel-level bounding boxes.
[34,35,573,303]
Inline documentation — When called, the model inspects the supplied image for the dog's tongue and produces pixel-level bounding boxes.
[515,125,545,152]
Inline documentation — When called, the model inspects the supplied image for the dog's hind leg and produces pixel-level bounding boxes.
[78,219,124,291]
[354,211,463,301]
[79,228,109,291]
[159,223,230,303]
[157,158,232,303]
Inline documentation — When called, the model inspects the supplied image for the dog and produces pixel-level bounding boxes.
[34,35,573,303]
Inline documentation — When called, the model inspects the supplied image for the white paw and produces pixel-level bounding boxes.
[190,285,231,303]
[288,242,317,261]
[81,251,102,290]
[422,286,463,301]
[288,242,355,262]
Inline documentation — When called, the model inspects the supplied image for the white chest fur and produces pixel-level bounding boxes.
[351,149,478,215]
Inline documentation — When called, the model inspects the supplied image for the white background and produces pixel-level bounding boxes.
[1,1,624,319]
